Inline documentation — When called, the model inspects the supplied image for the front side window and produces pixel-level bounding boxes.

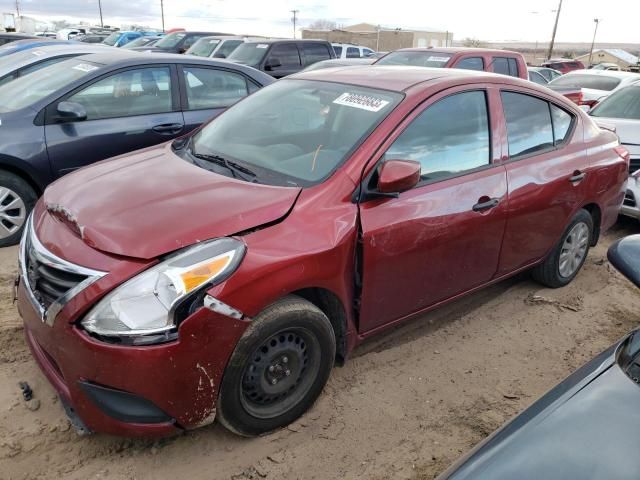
[529,71,547,85]
[501,92,554,158]
[227,43,269,66]
[456,57,484,71]
[187,38,220,57]
[183,35,207,50]
[156,32,186,49]
[301,43,331,64]
[385,91,490,183]
[346,47,360,58]
[215,40,242,58]
[189,79,402,186]
[68,67,172,120]
[183,67,248,110]
[376,51,452,67]
[268,44,301,68]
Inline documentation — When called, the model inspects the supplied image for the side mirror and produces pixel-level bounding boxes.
[178,47,187,54]
[56,101,87,122]
[608,235,640,288]
[378,160,421,195]
[265,57,282,70]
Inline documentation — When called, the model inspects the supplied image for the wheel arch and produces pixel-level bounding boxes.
[581,202,602,246]
[0,156,45,196]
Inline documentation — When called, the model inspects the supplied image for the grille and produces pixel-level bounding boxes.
[629,155,640,176]
[24,235,88,309]
[624,189,636,208]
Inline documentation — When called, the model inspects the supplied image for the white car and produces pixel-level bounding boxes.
[589,82,640,220]
[331,43,375,59]
[549,69,640,106]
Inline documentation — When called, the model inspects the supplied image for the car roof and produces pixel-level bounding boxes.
[0,32,38,39]
[392,47,520,55]
[291,65,498,92]
[243,38,328,45]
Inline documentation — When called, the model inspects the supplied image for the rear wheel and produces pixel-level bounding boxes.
[0,171,36,247]
[217,296,335,436]
[532,209,593,288]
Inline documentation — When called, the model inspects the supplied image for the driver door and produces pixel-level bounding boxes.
[358,88,508,333]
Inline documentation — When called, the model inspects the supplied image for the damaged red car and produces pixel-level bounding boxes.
[17,66,629,437]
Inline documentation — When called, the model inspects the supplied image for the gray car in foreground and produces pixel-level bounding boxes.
[0,51,274,245]
[438,235,640,480]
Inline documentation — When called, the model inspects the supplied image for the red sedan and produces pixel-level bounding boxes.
[17,66,629,437]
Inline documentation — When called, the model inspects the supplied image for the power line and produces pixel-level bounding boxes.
[290,9,298,39]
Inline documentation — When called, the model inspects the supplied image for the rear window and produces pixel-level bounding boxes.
[550,74,622,91]
[376,51,452,67]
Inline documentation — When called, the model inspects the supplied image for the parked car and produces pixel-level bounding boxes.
[102,31,159,48]
[438,235,640,480]
[0,44,117,87]
[527,68,549,85]
[591,62,621,71]
[186,36,262,59]
[300,57,375,72]
[541,58,585,74]
[0,33,39,46]
[121,36,162,49]
[375,47,528,79]
[548,69,640,107]
[34,32,58,39]
[331,43,375,59]
[227,39,336,78]
[75,33,110,44]
[0,38,69,58]
[588,83,640,220]
[17,66,627,438]
[132,31,227,54]
[0,51,274,245]
[528,66,562,82]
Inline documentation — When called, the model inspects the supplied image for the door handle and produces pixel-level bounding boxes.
[152,123,184,134]
[569,171,586,183]
[472,197,500,212]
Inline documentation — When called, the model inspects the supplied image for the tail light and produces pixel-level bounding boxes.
[564,91,583,105]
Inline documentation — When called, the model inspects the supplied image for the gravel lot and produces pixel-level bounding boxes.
[1,218,640,480]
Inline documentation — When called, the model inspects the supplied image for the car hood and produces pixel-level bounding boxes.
[41,144,301,259]
[440,339,640,480]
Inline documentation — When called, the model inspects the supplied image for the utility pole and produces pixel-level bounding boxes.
[160,0,165,32]
[588,18,600,67]
[15,0,20,17]
[290,9,299,39]
[98,0,103,27]
[546,0,563,60]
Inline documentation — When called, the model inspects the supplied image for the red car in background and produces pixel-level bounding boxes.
[18,66,628,438]
[375,47,528,79]
[542,58,585,74]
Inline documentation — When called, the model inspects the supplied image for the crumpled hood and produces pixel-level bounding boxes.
[41,144,301,259]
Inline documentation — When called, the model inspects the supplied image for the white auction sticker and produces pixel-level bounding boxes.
[333,92,390,112]
[256,44,269,49]
[31,50,45,56]
[427,56,450,62]
[72,63,98,73]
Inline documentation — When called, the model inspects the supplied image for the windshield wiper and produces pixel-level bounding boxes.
[190,151,258,183]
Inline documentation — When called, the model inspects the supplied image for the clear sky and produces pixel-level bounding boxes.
[1,0,637,43]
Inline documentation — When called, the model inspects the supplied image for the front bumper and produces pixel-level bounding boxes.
[621,176,640,220]
[18,276,250,437]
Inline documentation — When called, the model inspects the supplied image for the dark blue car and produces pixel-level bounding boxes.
[0,38,74,58]
[0,51,274,245]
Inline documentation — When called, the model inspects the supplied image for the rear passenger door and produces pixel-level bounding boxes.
[263,43,301,78]
[44,65,183,176]
[179,65,259,131]
[300,42,332,67]
[492,57,520,77]
[496,90,588,275]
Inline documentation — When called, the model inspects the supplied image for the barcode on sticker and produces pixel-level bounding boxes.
[333,93,390,112]
[72,63,98,73]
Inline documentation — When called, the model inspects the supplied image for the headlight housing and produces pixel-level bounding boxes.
[82,238,245,343]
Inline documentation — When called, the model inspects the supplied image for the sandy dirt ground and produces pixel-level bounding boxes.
[2,218,640,480]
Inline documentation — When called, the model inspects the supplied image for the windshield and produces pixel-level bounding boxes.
[0,58,98,112]
[123,36,154,48]
[227,42,269,66]
[188,80,403,186]
[102,32,121,46]
[187,37,220,57]
[0,47,51,70]
[550,74,622,91]
[591,85,640,120]
[155,32,186,49]
[376,51,452,67]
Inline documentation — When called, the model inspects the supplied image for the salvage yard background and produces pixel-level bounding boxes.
[2,219,640,479]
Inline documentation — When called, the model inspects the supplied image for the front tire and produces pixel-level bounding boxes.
[0,171,36,247]
[217,295,336,436]
[532,209,593,288]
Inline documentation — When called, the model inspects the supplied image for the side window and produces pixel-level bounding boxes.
[551,104,573,144]
[501,91,554,159]
[68,67,172,120]
[363,48,374,57]
[346,47,360,58]
[182,67,249,110]
[301,43,331,65]
[183,35,205,50]
[529,71,547,85]
[493,57,509,76]
[456,57,484,71]
[215,40,242,58]
[268,43,301,68]
[333,45,343,57]
[385,91,490,183]
[507,58,519,77]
